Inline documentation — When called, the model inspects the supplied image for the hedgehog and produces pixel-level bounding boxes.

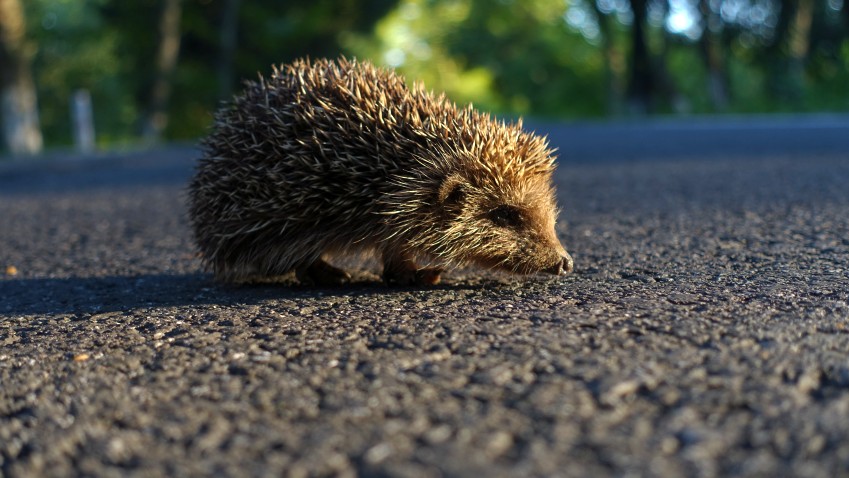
[188,57,572,286]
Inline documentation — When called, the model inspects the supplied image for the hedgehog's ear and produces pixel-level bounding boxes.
[437,174,466,208]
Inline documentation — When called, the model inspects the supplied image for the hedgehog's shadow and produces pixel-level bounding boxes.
[231,267,513,293]
[231,256,523,292]
[0,268,569,317]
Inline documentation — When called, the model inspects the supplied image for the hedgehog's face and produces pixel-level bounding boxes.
[430,171,573,276]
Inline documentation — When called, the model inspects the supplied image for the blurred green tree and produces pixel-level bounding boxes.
[344,0,608,118]
[26,0,135,146]
[168,0,399,139]
[7,0,849,152]
[21,0,399,147]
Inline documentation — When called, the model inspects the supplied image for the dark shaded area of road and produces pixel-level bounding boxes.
[2,117,849,477]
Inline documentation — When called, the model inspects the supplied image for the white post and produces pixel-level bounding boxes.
[71,89,95,153]
[1,85,43,156]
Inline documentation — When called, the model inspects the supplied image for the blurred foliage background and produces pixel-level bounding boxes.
[1,0,848,154]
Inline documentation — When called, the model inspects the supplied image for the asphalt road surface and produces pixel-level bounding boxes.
[2,116,849,477]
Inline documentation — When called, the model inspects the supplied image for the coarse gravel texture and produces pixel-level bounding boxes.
[2,122,849,477]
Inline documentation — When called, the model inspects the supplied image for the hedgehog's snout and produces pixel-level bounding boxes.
[545,252,574,275]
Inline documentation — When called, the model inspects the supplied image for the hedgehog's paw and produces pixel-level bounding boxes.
[383,257,443,286]
[296,258,351,286]
[414,267,444,286]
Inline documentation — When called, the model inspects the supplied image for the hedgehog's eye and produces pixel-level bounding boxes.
[487,205,523,228]
[444,184,465,205]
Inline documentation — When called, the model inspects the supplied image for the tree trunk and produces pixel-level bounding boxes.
[844,0,849,30]
[626,0,653,115]
[698,0,729,111]
[217,0,241,102]
[653,0,689,113]
[142,0,183,143]
[762,0,795,102]
[0,0,42,156]
[590,3,625,116]
[788,0,814,70]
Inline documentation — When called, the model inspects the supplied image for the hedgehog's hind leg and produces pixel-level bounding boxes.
[295,257,352,286]
[382,253,444,286]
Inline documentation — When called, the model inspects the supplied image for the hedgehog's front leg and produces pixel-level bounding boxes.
[295,257,351,286]
[382,253,443,286]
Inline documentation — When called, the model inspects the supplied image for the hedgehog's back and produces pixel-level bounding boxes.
[189,59,442,279]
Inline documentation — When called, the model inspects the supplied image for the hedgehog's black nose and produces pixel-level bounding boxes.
[546,253,573,275]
